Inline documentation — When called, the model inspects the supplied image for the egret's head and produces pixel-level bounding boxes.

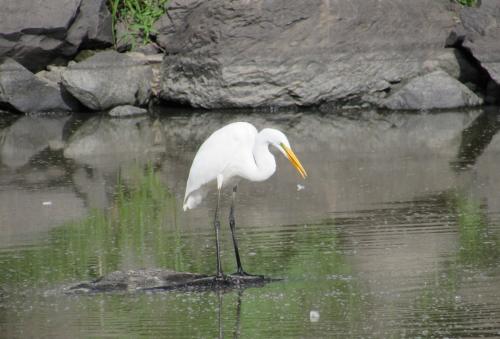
[262,128,308,179]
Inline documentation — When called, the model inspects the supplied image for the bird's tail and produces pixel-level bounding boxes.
[183,194,202,211]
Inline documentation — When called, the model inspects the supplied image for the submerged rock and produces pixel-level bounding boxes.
[383,71,483,110]
[61,50,153,110]
[68,269,272,293]
[0,0,112,72]
[0,59,81,113]
[157,0,459,108]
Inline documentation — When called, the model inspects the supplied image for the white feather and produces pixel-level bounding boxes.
[183,121,301,211]
[183,122,258,210]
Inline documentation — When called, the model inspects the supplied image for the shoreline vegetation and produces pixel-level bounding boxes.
[455,0,477,6]
[109,0,170,48]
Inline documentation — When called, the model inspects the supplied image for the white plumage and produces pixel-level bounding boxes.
[182,121,307,277]
[183,121,306,211]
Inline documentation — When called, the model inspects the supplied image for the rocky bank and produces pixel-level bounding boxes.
[0,0,499,113]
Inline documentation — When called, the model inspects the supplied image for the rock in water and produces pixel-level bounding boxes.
[383,71,483,110]
[156,0,458,108]
[61,51,153,110]
[0,59,81,113]
[67,269,273,293]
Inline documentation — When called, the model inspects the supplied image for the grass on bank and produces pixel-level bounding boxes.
[108,0,169,47]
[454,0,478,6]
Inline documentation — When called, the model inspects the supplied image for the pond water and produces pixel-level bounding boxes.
[1,107,500,338]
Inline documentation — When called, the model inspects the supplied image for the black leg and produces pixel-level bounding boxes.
[229,186,246,275]
[214,188,224,279]
[229,186,263,277]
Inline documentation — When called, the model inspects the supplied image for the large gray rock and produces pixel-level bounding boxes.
[61,51,153,110]
[0,59,81,113]
[447,0,500,102]
[382,71,483,110]
[0,0,112,72]
[157,0,459,108]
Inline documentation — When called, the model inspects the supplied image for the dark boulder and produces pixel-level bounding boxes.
[61,51,153,110]
[447,0,500,103]
[0,59,81,113]
[65,0,113,51]
[156,0,460,108]
[0,0,112,72]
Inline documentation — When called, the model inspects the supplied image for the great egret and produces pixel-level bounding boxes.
[183,122,307,278]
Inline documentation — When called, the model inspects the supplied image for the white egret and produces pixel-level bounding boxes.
[183,121,307,278]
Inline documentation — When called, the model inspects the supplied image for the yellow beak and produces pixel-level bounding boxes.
[281,144,308,179]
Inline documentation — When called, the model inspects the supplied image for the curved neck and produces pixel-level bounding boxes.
[248,133,276,182]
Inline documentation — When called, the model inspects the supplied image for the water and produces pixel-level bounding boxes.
[1,107,500,338]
